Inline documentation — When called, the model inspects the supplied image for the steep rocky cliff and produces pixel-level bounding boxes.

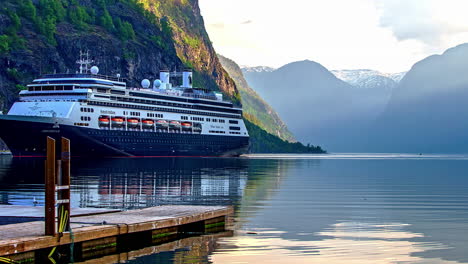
[0,0,239,109]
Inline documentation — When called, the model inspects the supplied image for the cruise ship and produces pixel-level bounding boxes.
[0,53,249,157]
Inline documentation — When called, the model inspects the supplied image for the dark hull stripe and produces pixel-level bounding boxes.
[0,119,249,157]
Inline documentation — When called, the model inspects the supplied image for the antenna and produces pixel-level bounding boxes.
[76,50,94,74]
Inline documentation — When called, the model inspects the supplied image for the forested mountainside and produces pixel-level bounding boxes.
[0,0,325,153]
[245,119,325,154]
[218,55,295,142]
[0,0,239,110]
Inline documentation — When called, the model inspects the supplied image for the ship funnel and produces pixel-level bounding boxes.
[182,70,193,88]
[160,70,170,84]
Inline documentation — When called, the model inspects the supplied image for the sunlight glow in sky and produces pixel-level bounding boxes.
[199,0,468,73]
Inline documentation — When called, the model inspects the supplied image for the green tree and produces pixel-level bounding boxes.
[0,35,10,54]
[114,17,135,40]
[6,12,21,35]
[99,9,115,32]
[68,6,91,29]
[44,17,57,46]
[19,0,37,20]
[38,0,66,21]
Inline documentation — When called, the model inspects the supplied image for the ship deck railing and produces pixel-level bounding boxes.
[41,73,125,83]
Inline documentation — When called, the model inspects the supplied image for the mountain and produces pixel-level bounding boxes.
[331,69,400,90]
[0,0,324,154]
[388,72,406,82]
[367,43,468,153]
[243,60,393,151]
[218,55,295,142]
[0,0,239,111]
[242,66,275,73]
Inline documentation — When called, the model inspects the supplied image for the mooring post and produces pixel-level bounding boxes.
[58,137,71,232]
[45,137,56,236]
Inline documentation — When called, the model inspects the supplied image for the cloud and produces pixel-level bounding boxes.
[376,0,468,45]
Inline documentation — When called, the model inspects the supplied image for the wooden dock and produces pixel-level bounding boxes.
[0,205,233,263]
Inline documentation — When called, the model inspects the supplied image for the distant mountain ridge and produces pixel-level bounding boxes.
[331,69,404,90]
[365,43,468,153]
[241,66,276,73]
[242,60,393,150]
[241,44,468,153]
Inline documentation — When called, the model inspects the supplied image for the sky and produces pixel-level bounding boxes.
[199,0,468,73]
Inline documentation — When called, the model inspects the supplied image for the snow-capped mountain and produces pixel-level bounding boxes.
[388,72,406,82]
[331,69,405,90]
[241,66,276,73]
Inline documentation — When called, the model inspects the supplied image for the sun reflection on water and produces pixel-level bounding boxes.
[211,222,466,264]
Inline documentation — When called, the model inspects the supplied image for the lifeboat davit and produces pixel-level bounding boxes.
[142,119,154,127]
[156,120,169,127]
[99,117,110,126]
[111,117,124,126]
[181,122,192,129]
[169,121,181,128]
[127,118,140,127]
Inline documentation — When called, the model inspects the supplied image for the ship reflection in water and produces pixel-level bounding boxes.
[70,158,249,209]
[2,155,468,264]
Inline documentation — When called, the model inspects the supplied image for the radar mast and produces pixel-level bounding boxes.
[76,50,94,74]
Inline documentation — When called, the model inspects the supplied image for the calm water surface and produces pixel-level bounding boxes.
[1,154,468,263]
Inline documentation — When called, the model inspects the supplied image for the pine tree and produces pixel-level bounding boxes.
[19,0,37,20]
[99,9,115,32]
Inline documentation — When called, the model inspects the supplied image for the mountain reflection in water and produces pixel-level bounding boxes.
[1,155,468,263]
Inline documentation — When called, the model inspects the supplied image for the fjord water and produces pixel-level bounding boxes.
[1,154,468,263]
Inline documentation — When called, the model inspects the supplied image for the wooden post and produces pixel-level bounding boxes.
[45,137,56,236]
[58,137,71,232]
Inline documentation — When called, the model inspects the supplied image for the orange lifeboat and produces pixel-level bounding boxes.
[127,118,140,127]
[99,117,110,126]
[169,121,181,128]
[111,117,124,126]
[156,120,169,127]
[142,119,154,128]
[181,122,192,129]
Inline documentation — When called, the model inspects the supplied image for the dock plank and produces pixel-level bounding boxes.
[0,205,233,256]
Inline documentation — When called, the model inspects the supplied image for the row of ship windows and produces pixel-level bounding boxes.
[86,100,240,119]
[22,93,86,97]
[84,107,232,125]
[80,107,94,113]
[230,132,241,135]
[148,113,163,118]
[101,138,232,145]
[97,89,129,96]
[207,118,225,123]
[128,91,232,108]
[74,123,89,127]
[209,130,226,134]
[87,131,247,141]
[28,86,73,91]
[107,95,242,115]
